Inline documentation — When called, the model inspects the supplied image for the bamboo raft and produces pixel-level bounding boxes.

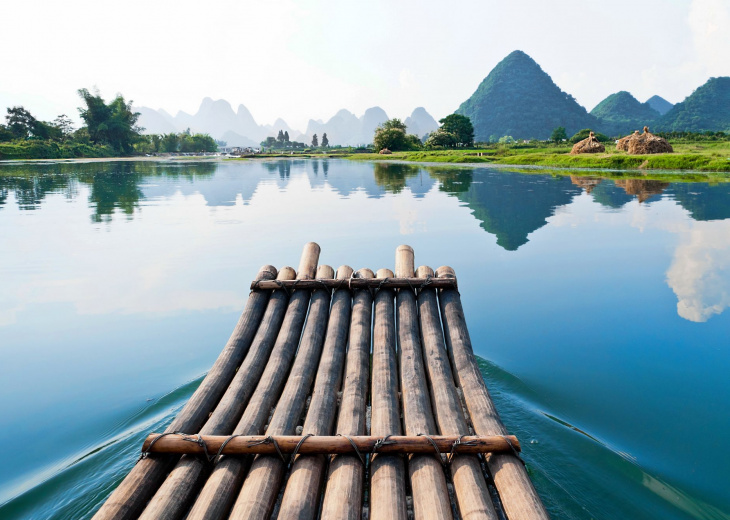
[94,243,549,520]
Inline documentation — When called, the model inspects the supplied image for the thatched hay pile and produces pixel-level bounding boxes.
[614,179,670,203]
[570,132,605,154]
[626,127,673,155]
[616,130,640,151]
[379,148,392,155]
[570,175,603,194]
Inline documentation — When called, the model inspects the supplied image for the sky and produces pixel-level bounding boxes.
[1,0,729,131]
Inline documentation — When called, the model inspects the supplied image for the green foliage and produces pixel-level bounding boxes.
[321,133,329,147]
[0,124,13,142]
[5,106,60,140]
[498,135,515,144]
[0,140,115,160]
[550,127,567,143]
[439,114,474,147]
[570,129,611,143]
[658,77,730,133]
[77,88,141,154]
[425,129,457,148]
[148,132,216,153]
[373,119,421,152]
[312,134,319,147]
[590,91,660,136]
[456,50,598,141]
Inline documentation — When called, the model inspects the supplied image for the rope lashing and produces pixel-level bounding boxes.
[289,433,313,465]
[247,435,287,463]
[139,431,184,461]
[337,434,366,466]
[502,435,526,466]
[417,433,446,469]
[446,434,479,465]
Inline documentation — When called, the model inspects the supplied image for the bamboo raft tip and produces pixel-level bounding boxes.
[336,265,354,279]
[277,266,296,280]
[316,264,335,279]
[415,265,434,278]
[258,264,278,279]
[376,268,394,279]
[356,267,375,279]
[435,265,456,278]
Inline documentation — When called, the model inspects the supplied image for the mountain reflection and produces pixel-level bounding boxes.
[1,160,730,251]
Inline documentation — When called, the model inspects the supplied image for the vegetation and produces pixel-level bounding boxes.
[590,91,660,136]
[438,114,474,147]
[657,77,730,133]
[455,50,598,141]
[550,127,567,143]
[373,118,422,152]
[570,129,610,143]
[0,89,218,160]
[345,136,730,173]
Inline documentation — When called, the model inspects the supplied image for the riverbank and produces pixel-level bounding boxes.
[345,141,730,172]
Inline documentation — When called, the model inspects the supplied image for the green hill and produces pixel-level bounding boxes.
[646,95,674,116]
[658,77,730,132]
[590,91,660,136]
[456,51,597,141]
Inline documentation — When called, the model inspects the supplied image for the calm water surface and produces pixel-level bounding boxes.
[0,159,728,519]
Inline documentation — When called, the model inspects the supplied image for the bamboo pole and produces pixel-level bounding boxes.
[319,268,374,520]
[138,267,296,520]
[92,264,277,520]
[277,266,354,520]
[416,266,497,520]
[435,266,549,520]
[250,278,457,291]
[395,247,452,520]
[228,264,335,520]
[370,267,408,520]
[185,245,321,520]
[141,435,521,456]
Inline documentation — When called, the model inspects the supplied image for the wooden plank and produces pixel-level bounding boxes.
[142,434,521,456]
[320,268,375,520]
[395,246,453,520]
[416,266,497,520]
[228,264,335,520]
[435,266,549,520]
[370,267,408,520]
[184,247,321,520]
[277,266,354,520]
[138,267,296,520]
[91,264,278,520]
[250,277,457,291]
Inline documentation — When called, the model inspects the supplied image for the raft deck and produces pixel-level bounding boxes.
[94,243,548,520]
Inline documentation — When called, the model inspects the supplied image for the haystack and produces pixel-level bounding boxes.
[616,130,640,151]
[379,148,392,155]
[626,126,673,155]
[614,179,670,203]
[570,132,605,154]
[570,175,603,194]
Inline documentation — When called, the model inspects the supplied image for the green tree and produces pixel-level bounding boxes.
[262,136,277,149]
[498,135,515,144]
[439,114,474,147]
[425,128,457,148]
[0,124,13,142]
[53,114,75,141]
[312,133,319,147]
[5,106,54,139]
[277,130,285,144]
[373,118,421,151]
[550,126,567,143]
[160,133,181,152]
[321,133,329,147]
[77,88,141,154]
[284,131,290,143]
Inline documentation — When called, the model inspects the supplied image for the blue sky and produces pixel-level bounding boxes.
[1,0,728,130]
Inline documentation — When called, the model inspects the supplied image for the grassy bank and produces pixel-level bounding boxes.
[0,140,116,160]
[346,141,730,172]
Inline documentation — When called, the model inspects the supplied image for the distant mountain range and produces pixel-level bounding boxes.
[135,50,729,145]
[134,99,438,147]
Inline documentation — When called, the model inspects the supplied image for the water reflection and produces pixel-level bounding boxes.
[1,160,730,323]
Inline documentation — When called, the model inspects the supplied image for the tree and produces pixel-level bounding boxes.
[262,136,277,149]
[53,114,75,141]
[498,135,515,144]
[373,118,421,151]
[321,133,329,147]
[77,88,141,154]
[439,114,474,147]
[570,128,610,143]
[425,128,457,148]
[550,126,567,143]
[312,133,319,147]
[277,130,285,144]
[284,131,290,143]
